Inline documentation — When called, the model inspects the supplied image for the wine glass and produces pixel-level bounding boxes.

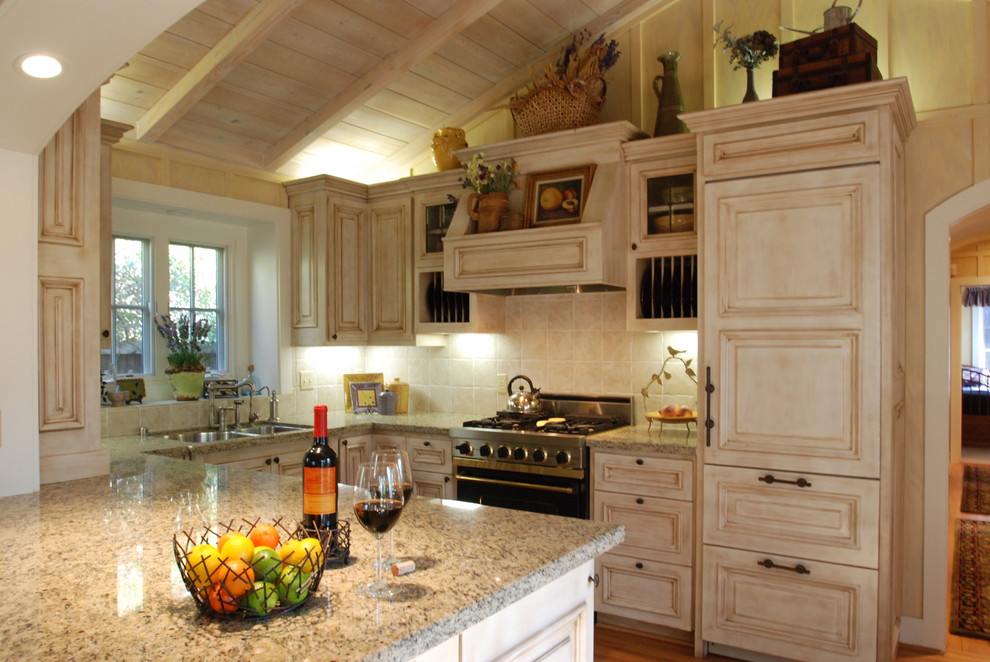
[372,449,412,568]
[353,461,405,598]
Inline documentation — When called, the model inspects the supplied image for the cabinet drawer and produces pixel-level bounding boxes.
[593,492,692,565]
[703,545,878,662]
[704,465,879,568]
[699,110,879,180]
[592,451,692,500]
[408,436,451,473]
[595,551,692,631]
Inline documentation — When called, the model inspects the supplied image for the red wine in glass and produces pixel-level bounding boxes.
[354,498,404,535]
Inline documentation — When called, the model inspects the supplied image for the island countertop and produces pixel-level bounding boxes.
[0,443,622,661]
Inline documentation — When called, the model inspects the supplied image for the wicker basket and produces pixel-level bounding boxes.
[510,81,605,137]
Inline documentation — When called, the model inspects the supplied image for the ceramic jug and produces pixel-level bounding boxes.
[653,51,688,136]
[431,127,468,171]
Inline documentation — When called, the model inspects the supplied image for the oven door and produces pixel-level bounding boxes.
[453,458,587,519]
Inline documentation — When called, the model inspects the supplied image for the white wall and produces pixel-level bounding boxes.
[0,147,40,496]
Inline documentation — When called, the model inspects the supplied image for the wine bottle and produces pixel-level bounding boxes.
[303,405,338,536]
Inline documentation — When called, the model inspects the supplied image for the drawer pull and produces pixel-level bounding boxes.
[424,441,431,446]
[636,498,644,505]
[635,562,644,569]
[636,459,644,465]
[759,474,812,488]
[758,558,810,575]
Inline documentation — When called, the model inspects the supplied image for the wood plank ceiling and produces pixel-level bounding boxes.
[100,0,665,184]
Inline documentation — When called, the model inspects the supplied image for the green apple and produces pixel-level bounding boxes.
[251,546,282,583]
[276,565,311,606]
[240,580,279,616]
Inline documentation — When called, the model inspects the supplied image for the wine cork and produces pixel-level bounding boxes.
[390,560,415,576]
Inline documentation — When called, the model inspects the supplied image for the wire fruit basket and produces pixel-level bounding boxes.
[172,516,350,619]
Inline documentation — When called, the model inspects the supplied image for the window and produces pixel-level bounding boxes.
[106,236,152,375]
[974,305,990,369]
[169,243,225,372]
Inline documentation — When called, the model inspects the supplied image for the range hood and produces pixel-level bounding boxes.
[442,122,645,296]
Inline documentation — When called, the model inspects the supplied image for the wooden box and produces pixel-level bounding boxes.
[773,51,882,98]
[778,23,878,68]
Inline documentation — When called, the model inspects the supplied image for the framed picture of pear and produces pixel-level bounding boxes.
[524,165,596,228]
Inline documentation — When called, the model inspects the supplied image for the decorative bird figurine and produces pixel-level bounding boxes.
[667,346,684,356]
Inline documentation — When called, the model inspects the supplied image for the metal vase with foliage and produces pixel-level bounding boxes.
[713,22,779,103]
[155,313,211,401]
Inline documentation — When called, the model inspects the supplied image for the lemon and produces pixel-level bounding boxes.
[185,543,222,589]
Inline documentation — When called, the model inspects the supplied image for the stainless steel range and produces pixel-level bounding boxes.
[449,393,632,519]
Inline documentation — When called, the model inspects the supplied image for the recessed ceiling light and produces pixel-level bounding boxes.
[18,54,63,79]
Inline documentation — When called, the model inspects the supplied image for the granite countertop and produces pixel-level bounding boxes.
[0,421,623,661]
[135,411,697,461]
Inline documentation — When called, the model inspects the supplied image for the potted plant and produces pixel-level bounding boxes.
[155,313,212,401]
[713,22,779,103]
[460,152,517,233]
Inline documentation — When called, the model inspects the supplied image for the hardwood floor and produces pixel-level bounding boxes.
[593,453,990,661]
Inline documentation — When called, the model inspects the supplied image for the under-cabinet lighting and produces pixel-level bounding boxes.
[415,334,448,347]
[17,54,63,79]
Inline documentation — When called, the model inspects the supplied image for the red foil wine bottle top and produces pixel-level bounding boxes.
[390,560,415,576]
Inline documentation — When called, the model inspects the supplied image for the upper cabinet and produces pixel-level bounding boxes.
[284,175,413,346]
[622,134,698,331]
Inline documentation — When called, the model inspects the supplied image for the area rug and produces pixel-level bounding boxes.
[951,519,990,640]
[962,465,990,515]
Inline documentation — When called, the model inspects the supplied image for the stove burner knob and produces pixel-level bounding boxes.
[479,444,493,458]
[513,447,528,461]
[455,442,473,455]
[555,450,571,465]
[532,448,547,463]
[497,445,511,460]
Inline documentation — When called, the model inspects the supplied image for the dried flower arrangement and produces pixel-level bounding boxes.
[508,30,621,136]
[459,153,517,195]
[713,22,779,70]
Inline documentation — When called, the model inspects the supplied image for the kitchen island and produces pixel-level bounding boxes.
[0,438,622,661]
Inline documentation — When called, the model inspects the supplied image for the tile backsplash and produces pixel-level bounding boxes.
[103,292,699,436]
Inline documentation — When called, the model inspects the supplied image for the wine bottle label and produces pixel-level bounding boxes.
[303,466,337,514]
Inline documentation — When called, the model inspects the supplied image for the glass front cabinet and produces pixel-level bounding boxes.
[623,134,698,331]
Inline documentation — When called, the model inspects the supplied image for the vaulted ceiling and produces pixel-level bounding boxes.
[100,0,665,184]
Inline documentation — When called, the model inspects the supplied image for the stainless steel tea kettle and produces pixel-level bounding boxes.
[507,375,542,413]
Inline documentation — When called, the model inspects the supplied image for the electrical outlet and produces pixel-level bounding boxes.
[496,373,508,394]
[299,371,316,391]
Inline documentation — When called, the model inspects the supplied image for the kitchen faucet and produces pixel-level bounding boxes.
[254,385,279,422]
[207,379,279,429]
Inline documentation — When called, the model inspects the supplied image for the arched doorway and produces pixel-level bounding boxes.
[919,180,990,650]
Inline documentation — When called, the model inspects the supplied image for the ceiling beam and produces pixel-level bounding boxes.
[263,0,506,171]
[385,0,679,172]
[134,0,306,143]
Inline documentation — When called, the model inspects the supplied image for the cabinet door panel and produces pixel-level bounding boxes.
[708,329,879,477]
[594,492,692,565]
[408,436,452,473]
[592,452,692,500]
[412,471,453,499]
[703,545,878,662]
[330,203,366,343]
[369,199,413,343]
[706,166,879,322]
[704,465,879,568]
[596,551,692,631]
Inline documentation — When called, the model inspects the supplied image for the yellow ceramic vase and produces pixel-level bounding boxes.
[166,370,206,401]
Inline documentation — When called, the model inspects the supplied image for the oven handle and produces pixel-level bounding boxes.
[455,474,576,495]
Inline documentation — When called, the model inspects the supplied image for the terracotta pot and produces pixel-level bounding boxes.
[467,192,509,233]
[167,369,206,401]
[431,127,467,171]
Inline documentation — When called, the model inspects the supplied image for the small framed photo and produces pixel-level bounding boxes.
[343,372,384,412]
[524,165,596,228]
[349,381,383,414]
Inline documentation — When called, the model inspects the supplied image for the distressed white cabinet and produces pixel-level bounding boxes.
[591,449,694,632]
[685,79,915,662]
[370,433,454,499]
[339,434,372,486]
[284,177,413,346]
[201,439,316,476]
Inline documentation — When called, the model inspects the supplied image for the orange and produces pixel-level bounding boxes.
[207,583,238,614]
[248,524,280,550]
[217,532,254,563]
[213,558,255,599]
[185,543,222,589]
[539,186,563,211]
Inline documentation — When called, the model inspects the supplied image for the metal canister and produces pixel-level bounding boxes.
[377,388,396,415]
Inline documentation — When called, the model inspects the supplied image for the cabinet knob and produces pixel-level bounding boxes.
[444,476,450,483]
[636,458,644,465]
[101,329,110,338]
[273,457,280,464]
[635,562,644,569]
[588,574,600,587]
[636,498,644,505]
[631,243,638,251]
[342,439,348,446]
[265,458,272,465]
[331,333,338,340]
[424,440,431,446]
